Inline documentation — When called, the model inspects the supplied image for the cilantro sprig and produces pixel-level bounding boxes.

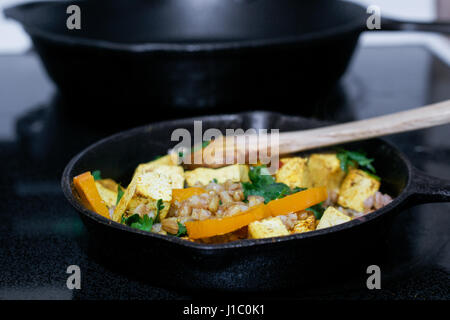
[120,199,163,232]
[336,148,378,177]
[92,170,102,181]
[242,165,305,204]
[306,202,325,219]
[167,222,187,237]
[116,184,124,205]
[154,199,164,224]
[121,213,153,232]
[120,199,185,237]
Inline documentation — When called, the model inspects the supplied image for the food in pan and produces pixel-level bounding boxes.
[73,148,393,243]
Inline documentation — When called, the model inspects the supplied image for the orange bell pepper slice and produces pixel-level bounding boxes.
[73,172,110,219]
[267,187,328,216]
[185,204,271,239]
[185,187,327,239]
[171,187,207,203]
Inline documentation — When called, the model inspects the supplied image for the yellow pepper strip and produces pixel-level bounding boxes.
[185,187,327,239]
[267,187,328,216]
[185,204,270,239]
[73,172,110,219]
[171,187,207,204]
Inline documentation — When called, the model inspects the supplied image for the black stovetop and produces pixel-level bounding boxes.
[0,45,449,300]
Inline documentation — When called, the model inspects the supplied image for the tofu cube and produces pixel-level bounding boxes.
[316,207,351,230]
[184,164,249,186]
[133,154,179,178]
[248,217,290,239]
[95,178,122,208]
[113,168,184,222]
[275,157,308,189]
[151,165,185,188]
[292,215,316,234]
[337,169,380,212]
[305,153,346,192]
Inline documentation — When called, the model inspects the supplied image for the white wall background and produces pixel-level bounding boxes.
[348,0,436,21]
[0,0,34,53]
[348,0,449,65]
[0,0,440,53]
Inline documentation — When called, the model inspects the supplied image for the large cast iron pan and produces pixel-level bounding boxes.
[5,0,450,120]
[61,112,450,292]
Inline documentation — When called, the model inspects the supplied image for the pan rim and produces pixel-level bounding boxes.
[5,1,366,53]
[61,111,413,253]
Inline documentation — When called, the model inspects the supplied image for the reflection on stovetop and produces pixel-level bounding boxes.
[14,88,355,175]
[0,46,449,299]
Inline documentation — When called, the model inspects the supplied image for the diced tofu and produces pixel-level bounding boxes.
[337,169,380,212]
[151,165,185,188]
[304,153,346,192]
[316,207,351,229]
[184,164,249,186]
[96,178,121,191]
[95,179,121,208]
[275,157,308,189]
[248,217,290,239]
[292,215,316,234]
[112,168,184,222]
[133,154,179,178]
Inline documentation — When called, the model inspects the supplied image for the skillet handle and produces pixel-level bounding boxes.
[407,167,450,205]
[382,18,450,34]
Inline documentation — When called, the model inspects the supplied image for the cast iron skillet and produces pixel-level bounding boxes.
[61,112,450,291]
[5,0,450,120]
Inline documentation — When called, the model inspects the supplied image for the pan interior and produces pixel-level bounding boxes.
[10,0,366,44]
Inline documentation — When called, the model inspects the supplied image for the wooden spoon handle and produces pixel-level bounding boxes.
[278,100,450,154]
[184,100,450,169]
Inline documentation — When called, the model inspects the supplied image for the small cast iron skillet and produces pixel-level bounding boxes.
[61,112,450,291]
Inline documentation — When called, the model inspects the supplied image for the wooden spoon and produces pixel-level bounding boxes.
[183,100,450,169]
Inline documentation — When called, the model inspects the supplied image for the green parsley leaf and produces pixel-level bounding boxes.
[168,222,187,237]
[365,171,381,181]
[336,152,350,172]
[202,140,211,148]
[122,214,140,226]
[92,170,102,181]
[336,148,376,174]
[306,202,325,219]
[154,199,164,223]
[122,213,153,232]
[176,223,187,237]
[191,140,211,153]
[212,178,218,183]
[139,215,154,232]
[247,165,275,186]
[116,184,124,205]
[242,165,305,203]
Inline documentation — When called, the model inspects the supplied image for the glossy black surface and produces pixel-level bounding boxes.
[8,0,449,119]
[4,0,365,113]
[5,0,365,45]
[0,45,449,298]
